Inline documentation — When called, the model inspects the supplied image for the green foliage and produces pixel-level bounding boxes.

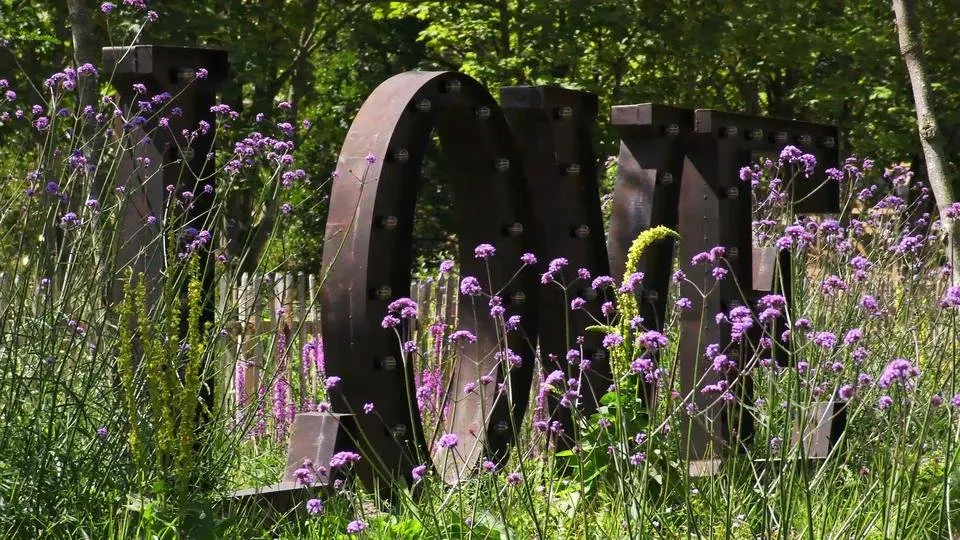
[115,261,214,526]
[3,1,960,538]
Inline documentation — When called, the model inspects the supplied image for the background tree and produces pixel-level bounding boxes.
[892,0,959,283]
[2,0,958,271]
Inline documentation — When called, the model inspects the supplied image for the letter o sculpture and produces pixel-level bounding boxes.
[320,72,540,489]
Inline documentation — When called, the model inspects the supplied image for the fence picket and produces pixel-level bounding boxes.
[222,273,458,418]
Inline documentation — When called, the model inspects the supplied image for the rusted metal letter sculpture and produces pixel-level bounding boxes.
[610,106,841,461]
[313,68,847,498]
[500,86,612,450]
[103,45,228,410]
[319,72,544,489]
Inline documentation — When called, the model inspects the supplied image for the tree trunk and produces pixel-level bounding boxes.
[66,0,99,113]
[892,0,960,284]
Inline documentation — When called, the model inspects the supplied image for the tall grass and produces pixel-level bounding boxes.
[1,6,959,538]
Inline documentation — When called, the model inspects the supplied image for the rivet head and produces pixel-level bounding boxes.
[721,126,738,138]
[573,225,590,238]
[664,123,680,136]
[392,424,408,438]
[748,129,764,141]
[507,222,524,236]
[555,106,573,120]
[377,356,397,370]
[375,286,392,300]
[495,158,510,172]
[660,172,674,186]
[380,216,398,230]
[494,420,509,433]
[475,106,491,120]
[774,132,789,144]
[443,79,462,93]
[177,68,197,83]
[414,98,432,112]
[181,147,195,161]
[565,164,581,175]
[822,136,836,148]
[392,148,409,163]
[798,134,813,145]
[726,186,740,199]
[510,291,526,305]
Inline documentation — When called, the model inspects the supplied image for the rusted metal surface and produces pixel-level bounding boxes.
[104,45,228,414]
[751,246,793,366]
[608,106,841,460]
[673,112,755,458]
[104,46,228,304]
[283,412,359,486]
[692,110,840,215]
[500,86,611,450]
[318,69,845,488]
[608,104,692,288]
[320,72,539,490]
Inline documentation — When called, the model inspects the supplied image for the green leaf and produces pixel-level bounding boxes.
[585,324,616,334]
[600,391,620,405]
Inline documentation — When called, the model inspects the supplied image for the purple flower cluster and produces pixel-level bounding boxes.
[438,433,458,449]
[474,243,496,259]
[346,520,367,534]
[637,331,668,352]
[329,451,362,468]
[460,276,482,296]
[541,257,568,284]
[877,358,919,389]
[305,498,323,515]
[778,145,817,176]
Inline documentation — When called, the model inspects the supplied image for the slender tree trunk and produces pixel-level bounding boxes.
[67,0,99,113]
[67,0,108,204]
[892,0,960,284]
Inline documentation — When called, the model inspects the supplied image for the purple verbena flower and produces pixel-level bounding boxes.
[602,333,624,349]
[592,275,614,290]
[638,331,668,351]
[843,328,863,346]
[460,276,482,296]
[438,433,458,449]
[305,498,323,515]
[877,395,894,410]
[329,451,362,468]
[346,520,367,534]
[449,330,477,344]
[293,467,315,485]
[412,464,427,483]
[812,331,837,350]
[474,243,496,259]
[878,358,919,389]
[548,257,569,273]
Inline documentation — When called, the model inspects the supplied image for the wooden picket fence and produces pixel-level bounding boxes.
[219,272,460,412]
